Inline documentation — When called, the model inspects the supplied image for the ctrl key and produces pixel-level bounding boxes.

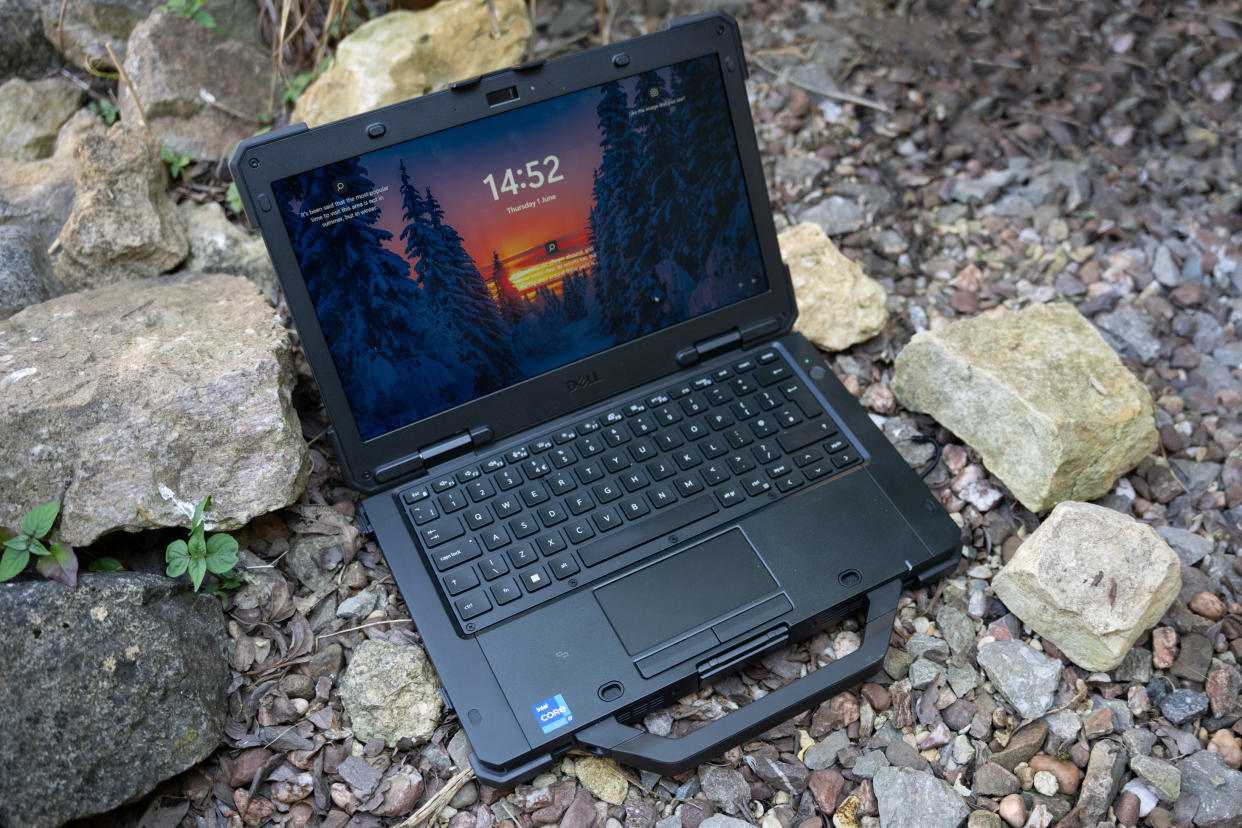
[455,590,491,620]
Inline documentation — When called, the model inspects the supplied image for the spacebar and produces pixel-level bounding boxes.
[578,496,719,567]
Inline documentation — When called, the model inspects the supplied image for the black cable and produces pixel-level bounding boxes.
[910,434,942,479]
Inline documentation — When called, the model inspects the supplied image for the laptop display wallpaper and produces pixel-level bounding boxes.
[273,55,767,441]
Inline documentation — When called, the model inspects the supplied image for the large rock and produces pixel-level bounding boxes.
[779,221,888,352]
[339,640,444,745]
[292,0,531,127]
[0,272,309,544]
[976,639,1061,719]
[992,501,1180,672]
[0,225,63,318]
[0,76,85,161]
[179,200,278,301]
[0,573,228,827]
[0,108,103,247]
[53,125,187,290]
[891,302,1157,511]
[1177,750,1242,827]
[119,10,271,161]
[873,766,971,828]
[41,0,161,73]
[0,0,60,80]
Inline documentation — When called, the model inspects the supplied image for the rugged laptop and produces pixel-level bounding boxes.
[231,12,959,786]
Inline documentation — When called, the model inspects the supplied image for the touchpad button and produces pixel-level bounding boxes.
[594,529,777,655]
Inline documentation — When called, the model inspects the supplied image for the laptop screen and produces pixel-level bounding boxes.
[272,54,768,441]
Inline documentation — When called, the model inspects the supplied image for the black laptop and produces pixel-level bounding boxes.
[231,11,959,787]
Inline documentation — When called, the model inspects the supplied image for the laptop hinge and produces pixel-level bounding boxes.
[374,425,494,483]
[675,315,782,367]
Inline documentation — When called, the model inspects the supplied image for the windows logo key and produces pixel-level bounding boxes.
[532,694,574,734]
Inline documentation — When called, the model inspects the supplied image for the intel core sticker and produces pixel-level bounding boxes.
[532,694,573,734]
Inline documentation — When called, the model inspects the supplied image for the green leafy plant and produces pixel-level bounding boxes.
[0,500,78,586]
[88,556,124,572]
[282,56,332,108]
[165,496,240,592]
[159,0,222,33]
[88,97,119,125]
[225,181,243,215]
[161,146,193,183]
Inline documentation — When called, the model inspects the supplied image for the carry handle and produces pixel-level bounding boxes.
[575,578,901,775]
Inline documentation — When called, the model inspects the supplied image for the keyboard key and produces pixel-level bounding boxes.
[529,437,554,453]
[601,410,624,425]
[549,554,580,580]
[578,495,718,567]
[401,486,429,503]
[628,438,657,461]
[520,567,551,592]
[702,463,730,485]
[505,447,530,463]
[753,442,781,463]
[479,555,509,580]
[756,390,781,409]
[480,526,511,550]
[732,358,756,373]
[522,457,552,478]
[438,489,467,513]
[509,515,539,538]
[646,392,671,407]
[673,449,701,470]
[520,484,549,507]
[716,484,745,507]
[618,496,650,519]
[593,508,622,532]
[775,472,804,492]
[508,544,538,567]
[565,519,595,543]
[778,419,839,453]
[432,477,456,492]
[648,484,677,508]
[691,376,713,389]
[831,450,861,469]
[548,472,576,495]
[727,452,756,474]
[647,459,677,481]
[741,474,771,495]
[653,405,682,425]
[535,531,567,556]
[491,579,522,605]
[407,502,438,525]
[673,475,704,496]
[712,367,732,381]
[729,376,756,395]
[575,434,604,456]
[466,479,495,501]
[432,538,480,571]
[624,401,647,416]
[700,437,728,458]
[443,568,479,595]
[723,427,753,449]
[565,493,593,515]
[706,386,731,406]
[481,456,506,472]
[750,416,778,438]
[621,470,649,492]
[757,350,778,364]
[592,480,623,502]
[576,462,605,483]
[419,516,463,548]
[628,413,657,436]
[681,419,709,440]
[455,590,491,620]
[538,503,567,526]
[780,381,823,418]
[464,506,492,530]
[825,436,849,454]
[549,447,575,468]
[679,394,707,415]
[554,428,578,443]
[603,451,630,472]
[793,447,822,467]
[602,425,629,446]
[493,494,522,517]
[577,419,600,432]
[774,406,802,428]
[755,363,790,385]
[731,399,759,420]
[767,461,794,479]
[495,468,522,490]
[804,461,833,481]
[654,430,684,450]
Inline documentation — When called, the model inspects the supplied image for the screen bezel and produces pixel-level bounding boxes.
[234,14,797,492]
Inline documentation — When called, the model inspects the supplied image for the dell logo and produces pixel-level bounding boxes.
[566,371,602,392]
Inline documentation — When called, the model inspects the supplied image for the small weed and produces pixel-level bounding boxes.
[282,56,332,108]
[161,146,193,183]
[0,500,78,587]
[89,98,119,125]
[160,0,223,34]
[165,496,240,594]
[87,556,125,572]
[226,181,243,215]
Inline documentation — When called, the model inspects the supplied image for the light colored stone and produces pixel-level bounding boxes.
[992,501,1180,672]
[178,201,278,301]
[892,302,1157,511]
[574,757,629,805]
[0,225,62,318]
[779,221,888,352]
[338,640,443,745]
[976,639,1061,719]
[0,272,309,544]
[54,126,187,290]
[292,0,531,128]
[0,108,103,247]
[873,766,971,828]
[119,10,272,161]
[0,76,85,161]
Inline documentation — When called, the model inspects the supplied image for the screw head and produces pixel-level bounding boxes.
[248,157,260,168]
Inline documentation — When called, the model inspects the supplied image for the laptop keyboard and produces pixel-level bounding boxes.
[398,349,863,632]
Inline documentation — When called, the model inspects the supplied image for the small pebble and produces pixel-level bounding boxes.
[1188,591,1226,621]
[997,793,1026,828]
[1208,729,1242,770]
[1152,627,1178,669]
[1028,754,1081,795]
[1114,790,1140,826]
[1032,770,1058,796]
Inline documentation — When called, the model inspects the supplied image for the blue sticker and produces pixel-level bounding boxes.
[532,694,574,734]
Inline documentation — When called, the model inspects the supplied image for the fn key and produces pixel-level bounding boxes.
[455,590,491,620]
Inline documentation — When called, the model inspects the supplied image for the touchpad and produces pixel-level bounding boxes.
[594,529,777,655]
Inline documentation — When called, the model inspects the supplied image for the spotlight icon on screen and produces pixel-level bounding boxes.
[545,241,559,256]
[332,180,348,196]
